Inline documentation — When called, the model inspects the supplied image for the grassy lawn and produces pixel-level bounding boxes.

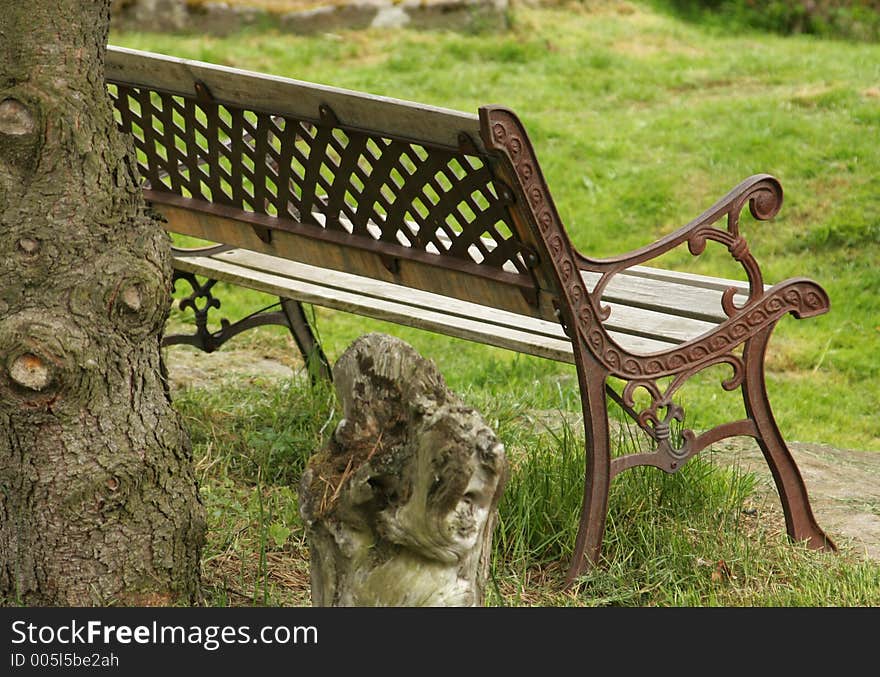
[111,1,880,605]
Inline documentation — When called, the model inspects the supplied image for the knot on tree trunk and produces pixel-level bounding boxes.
[67,249,171,342]
[0,98,35,136]
[299,333,508,607]
[0,97,41,173]
[0,310,90,409]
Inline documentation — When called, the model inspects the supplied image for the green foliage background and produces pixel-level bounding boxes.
[655,0,880,41]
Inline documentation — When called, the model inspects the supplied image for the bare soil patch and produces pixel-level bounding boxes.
[706,438,880,562]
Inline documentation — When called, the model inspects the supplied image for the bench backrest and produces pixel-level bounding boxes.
[105,46,561,322]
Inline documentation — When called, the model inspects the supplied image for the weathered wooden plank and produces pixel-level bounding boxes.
[172,254,678,360]
[626,264,762,294]
[212,248,716,345]
[173,254,576,361]
[606,331,678,355]
[213,248,566,340]
[581,269,747,324]
[158,200,558,321]
[602,300,717,344]
[106,45,485,153]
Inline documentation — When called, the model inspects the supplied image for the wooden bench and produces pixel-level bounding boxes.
[105,45,836,584]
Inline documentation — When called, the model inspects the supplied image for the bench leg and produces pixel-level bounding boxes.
[565,351,613,586]
[279,298,332,384]
[742,326,835,553]
[562,324,835,588]
[164,272,332,384]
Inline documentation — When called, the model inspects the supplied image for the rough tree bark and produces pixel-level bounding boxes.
[299,333,508,606]
[0,0,205,605]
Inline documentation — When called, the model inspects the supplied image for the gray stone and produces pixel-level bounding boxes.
[370,5,411,29]
[112,0,189,32]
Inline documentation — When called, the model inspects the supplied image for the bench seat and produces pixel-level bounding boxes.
[172,247,753,360]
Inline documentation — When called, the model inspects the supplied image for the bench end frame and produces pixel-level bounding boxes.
[478,105,835,585]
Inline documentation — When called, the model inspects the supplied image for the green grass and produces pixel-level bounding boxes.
[115,2,880,451]
[647,0,880,43]
[113,1,880,605]
[168,362,880,606]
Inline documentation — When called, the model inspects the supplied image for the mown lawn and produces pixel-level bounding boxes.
[111,1,880,605]
[113,1,879,451]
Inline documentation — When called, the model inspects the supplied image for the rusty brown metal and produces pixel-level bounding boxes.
[742,325,834,552]
[108,82,533,285]
[141,188,535,293]
[479,105,834,585]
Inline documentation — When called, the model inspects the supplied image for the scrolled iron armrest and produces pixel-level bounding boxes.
[579,174,783,313]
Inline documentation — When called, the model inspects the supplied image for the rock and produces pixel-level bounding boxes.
[111,0,510,35]
[707,439,880,562]
[112,0,189,32]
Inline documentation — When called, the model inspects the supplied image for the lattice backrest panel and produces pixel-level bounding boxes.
[107,82,532,277]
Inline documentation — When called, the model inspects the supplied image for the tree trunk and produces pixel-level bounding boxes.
[0,0,205,605]
[299,333,508,606]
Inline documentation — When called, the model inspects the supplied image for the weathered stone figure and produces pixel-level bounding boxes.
[299,333,507,606]
[0,1,204,605]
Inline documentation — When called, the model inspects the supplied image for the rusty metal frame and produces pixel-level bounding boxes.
[163,270,331,382]
[107,79,538,291]
[479,106,835,585]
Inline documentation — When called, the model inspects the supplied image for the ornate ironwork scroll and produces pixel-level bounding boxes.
[163,271,271,353]
[480,106,829,448]
[107,81,535,283]
[162,272,331,382]
[480,105,834,579]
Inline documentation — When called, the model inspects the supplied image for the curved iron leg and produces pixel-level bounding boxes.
[742,326,835,552]
[565,350,613,586]
[280,298,332,384]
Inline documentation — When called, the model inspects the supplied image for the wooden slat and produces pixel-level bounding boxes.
[602,301,717,344]
[173,254,576,361]
[213,248,716,345]
[626,265,759,293]
[106,45,484,153]
[582,269,748,324]
[214,249,563,339]
[157,200,556,321]
[171,253,680,359]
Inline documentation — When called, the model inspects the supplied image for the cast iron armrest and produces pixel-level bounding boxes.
[577,174,782,314]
